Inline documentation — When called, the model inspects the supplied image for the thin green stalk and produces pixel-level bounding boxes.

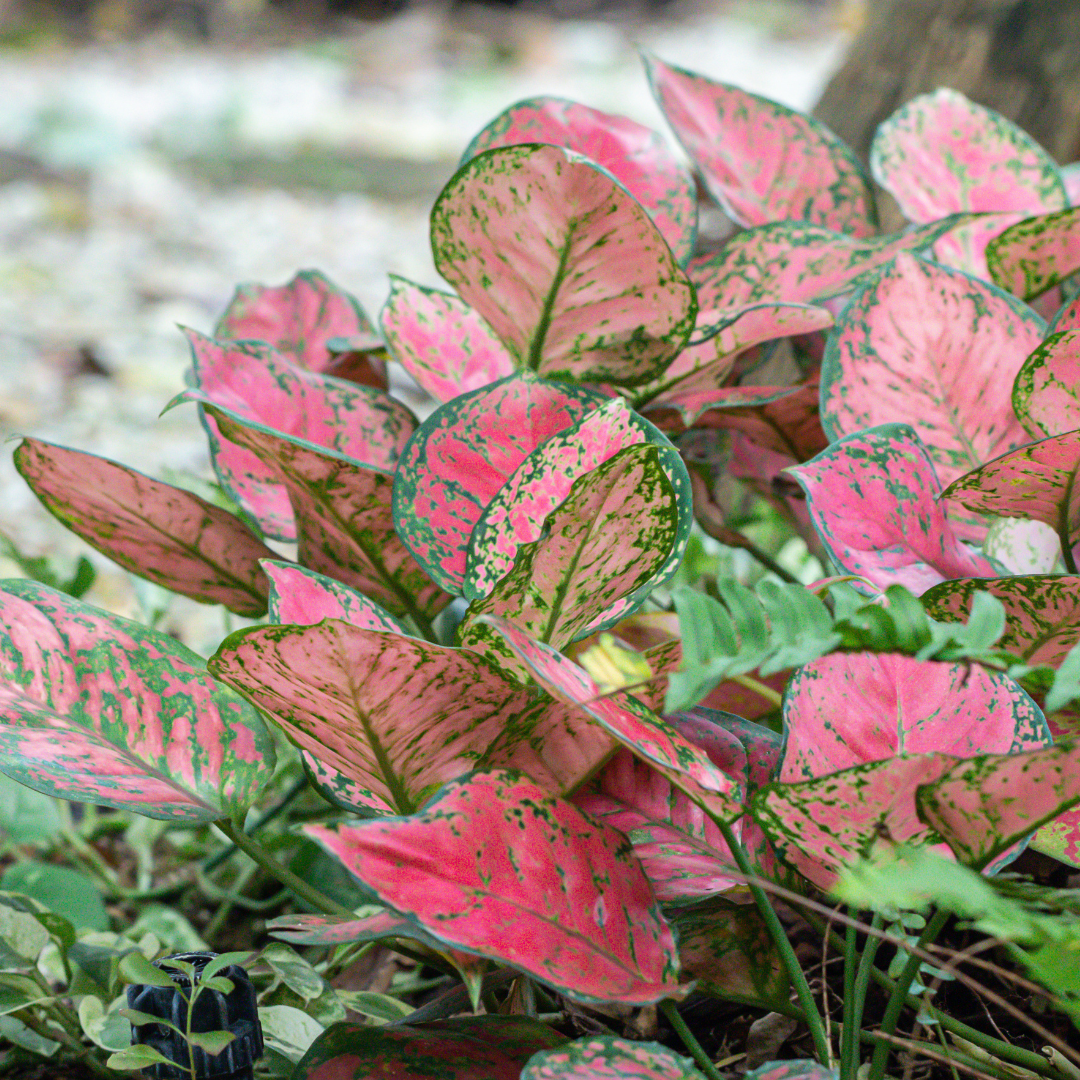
[846,912,883,1077]
[860,1029,1034,1080]
[204,775,309,872]
[729,673,784,708]
[661,1000,724,1080]
[714,819,830,1064]
[212,818,354,918]
[840,917,858,1080]
[322,941,375,983]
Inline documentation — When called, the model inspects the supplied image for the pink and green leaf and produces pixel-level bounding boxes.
[645,55,875,236]
[14,438,275,617]
[0,579,275,821]
[820,253,1044,500]
[379,277,516,403]
[392,372,605,594]
[922,576,1080,666]
[789,424,1002,593]
[431,144,696,386]
[929,211,1029,280]
[304,770,683,1005]
[462,96,697,265]
[209,621,613,815]
[870,88,1067,222]
[1012,329,1080,438]
[214,268,387,387]
[986,207,1080,300]
[263,561,409,634]
[745,1061,841,1080]
[521,1036,703,1080]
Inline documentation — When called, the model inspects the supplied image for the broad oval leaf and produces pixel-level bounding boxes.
[209,621,612,815]
[304,770,683,1005]
[780,652,1049,783]
[392,372,605,593]
[0,580,275,821]
[521,1035,702,1080]
[14,438,274,617]
[1012,329,1080,438]
[263,561,408,633]
[463,397,690,601]
[431,143,696,386]
[645,55,875,236]
[820,254,1044,504]
[380,277,515,403]
[215,268,386,387]
[986,207,1080,300]
[789,424,1001,593]
[870,88,1067,222]
[463,96,697,265]
[922,576,1080,666]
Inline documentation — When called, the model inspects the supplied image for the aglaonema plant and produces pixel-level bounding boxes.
[5,49,1080,1080]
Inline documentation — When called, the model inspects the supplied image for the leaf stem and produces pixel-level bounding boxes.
[212,819,355,918]
[729,673,783,708]
[840,910,882,1080]
[204,774,309,872]
[661,999,724,1080]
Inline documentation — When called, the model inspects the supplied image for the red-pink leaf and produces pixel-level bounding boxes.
[463,96,697,265]
[789,424,1001,593]
[268,908,412,946]
[0,580,275,821]
[380,277,515,403]
[263,561,409,633]
[1051,295,1080,333]
[521,1036,701,1080]
[986,207,1080,300]
[14,438,274,617]
[645,55,875,236]
[929,211,1028,280]
[392,372,605,593]
[745,1061,844,1080]
[870,89,1067,222]
[209,622,612,815]
[780,652,1048,783]
[304,770,683,1004]
[485,617,744,822]
[922,576,1080,666]
[820,254,1044,504]
[431,144,696,386]
[1012,329,1080,438]
[215,268,387,387]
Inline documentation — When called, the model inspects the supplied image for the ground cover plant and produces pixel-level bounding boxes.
[2,55,1080,1080]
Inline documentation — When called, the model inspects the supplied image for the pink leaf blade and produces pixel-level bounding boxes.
[1012,329,1080,439]
[521,1036,702,1080]
[985,207,1080,300]
[14,438,274,617]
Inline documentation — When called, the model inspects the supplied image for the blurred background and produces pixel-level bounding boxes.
[1,0,1078,647]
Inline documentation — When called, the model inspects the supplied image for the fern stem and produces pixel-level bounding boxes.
[661,1000,724,1080]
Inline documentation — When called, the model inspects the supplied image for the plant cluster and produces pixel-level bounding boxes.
[2,53,1080,1080]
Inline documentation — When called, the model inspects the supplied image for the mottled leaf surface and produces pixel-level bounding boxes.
[820,254,1044,498]
[645,56,875,235]
[789,424,1001,593]
[304,770,682,1004]
[210,622,612,815]
[521,1036,702,1080]
[986,207,1080,300]
[263,561,409,634]
[0,580,274,821]
[463,398,690,601]
[392,373,605,593]
[14,438,274,617]
[431,144,696,386]
[1012,329,1080,438]
[463,96,697,264]
[745,1061,839,1080]
[923,576,1080,666]
[268,908,418,947]
[380,277,515,403]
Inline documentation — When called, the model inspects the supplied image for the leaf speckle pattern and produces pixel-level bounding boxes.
[521,1035,702,1080]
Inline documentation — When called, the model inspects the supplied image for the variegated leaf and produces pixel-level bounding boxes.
[292,1017,566,1080]
[304,770,683,1005]
[0,580,275,821]
[922,576,1080,666]
[986,207,1080,300]
[1012,328,1080,438]
[431,144,696,386]
[464,398,690,601]
[645,55,875,235]
[820,254,1044,505]
[263,561,409,633]
[392,372,605,594]
[204,404,450,625]
[14,438,274,617]
[267,908,416,947]
[745,1061,839,1080]
[380,277,515,403]
[981,516,1061,575]
[462,96,697,265]
[930,211,1029,280]
[209,621,613,815]
[215,268,387,387]
[521,1036,702,1080]
[1032,711,1080,867]
[789,424,1001,593]
[1050,295,1080,333]
[780,652,1048,783]
[870,89,1067,222]
[485,617,743,822]
[458,446,677,674]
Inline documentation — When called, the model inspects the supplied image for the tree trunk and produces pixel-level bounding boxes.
[814,0,1080,181]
